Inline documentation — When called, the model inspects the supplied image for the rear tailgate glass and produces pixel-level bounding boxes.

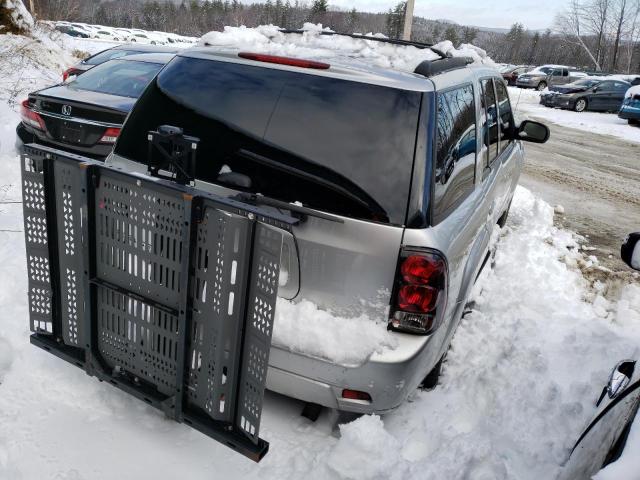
[115,56,422,225]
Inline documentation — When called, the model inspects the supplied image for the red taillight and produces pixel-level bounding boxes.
[99,127,121,144]
[398,285,438,312]
[238,52,330,70]
[390,251,447,335]
[341,389,372,402]
[62,67,82,81]
[401,255,446,285]
[20,99,46,130]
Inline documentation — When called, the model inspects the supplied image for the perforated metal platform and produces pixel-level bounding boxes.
[21,144,297,462]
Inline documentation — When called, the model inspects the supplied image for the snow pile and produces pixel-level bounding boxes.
[626,85,640,98]
[272,298,398,366]
[0,0,33,34]
[199,24,495,73]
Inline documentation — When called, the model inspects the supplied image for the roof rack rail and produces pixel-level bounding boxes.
[414,57,473,77]
[278,29,433,50]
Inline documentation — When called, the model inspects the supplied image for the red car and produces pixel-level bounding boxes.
[502,65,534,86]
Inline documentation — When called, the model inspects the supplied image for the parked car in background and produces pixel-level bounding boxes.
[94,29,121,42]
[540,78,631,112]
[61,44,179,81]
[501,65,534,85]
[17,53,173,159]
[619,85,640,125]
[516,65,583,91]
[106,44,550,415]
[54,25,89,38]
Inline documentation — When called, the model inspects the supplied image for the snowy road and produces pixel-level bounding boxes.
[520,121,640,272]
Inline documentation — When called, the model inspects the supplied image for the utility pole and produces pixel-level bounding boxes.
[402,0,415,41]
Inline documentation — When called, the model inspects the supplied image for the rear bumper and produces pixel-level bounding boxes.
[540,95,573,109]
[266,329,441,414]
[618,106,640,120]
[17,122,112,160]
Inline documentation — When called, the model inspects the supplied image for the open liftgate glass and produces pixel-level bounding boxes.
[21,144,297,462]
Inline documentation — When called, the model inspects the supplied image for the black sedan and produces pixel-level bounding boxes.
[540,78,631,112]
[62,44,179,81]
[17,53,173,159]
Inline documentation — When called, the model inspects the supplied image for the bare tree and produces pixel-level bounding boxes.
[555,0,602,70]
[611,0,628,70]
[584,0,611,66]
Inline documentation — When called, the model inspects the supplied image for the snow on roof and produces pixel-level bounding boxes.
[198,23,495,74]
[626,85,640,98]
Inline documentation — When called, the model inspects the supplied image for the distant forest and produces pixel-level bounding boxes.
[29,0,640,73]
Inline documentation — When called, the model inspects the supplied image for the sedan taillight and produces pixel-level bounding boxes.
[389,249,447,335]
[99,127,121,144]
[62,67,82,81]
[20,99,46,130]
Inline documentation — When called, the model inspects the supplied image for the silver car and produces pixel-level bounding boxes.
[108,47,550,415]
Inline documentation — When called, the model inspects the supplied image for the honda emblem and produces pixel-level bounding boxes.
[61,105,72,116]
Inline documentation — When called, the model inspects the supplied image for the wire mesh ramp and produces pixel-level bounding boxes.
[21,144,297,462]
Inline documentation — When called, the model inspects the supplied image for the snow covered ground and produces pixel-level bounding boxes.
[510,86,640,145]
[1,25,640,480]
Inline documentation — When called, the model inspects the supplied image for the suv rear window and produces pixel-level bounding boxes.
[115,56,422,225]
[70,59,163,98]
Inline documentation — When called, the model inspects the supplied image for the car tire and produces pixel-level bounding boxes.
[420,353,446,390]
[629,119,639,126]
[574,99,587,112]
[497,200,512,228]
[537,81,547,91]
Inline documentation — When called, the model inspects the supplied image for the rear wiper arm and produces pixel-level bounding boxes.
[237,148,388,221]
[235,192,344,224]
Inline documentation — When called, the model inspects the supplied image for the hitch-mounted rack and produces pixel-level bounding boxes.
[21,144,297,462]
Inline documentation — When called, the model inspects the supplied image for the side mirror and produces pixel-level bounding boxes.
[593,86,599,93]
[517,120,550,144]
[621,232,640,270]
[596,360,636,407]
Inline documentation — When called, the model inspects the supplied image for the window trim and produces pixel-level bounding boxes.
[479,76,500,171]
[494,78,515,157]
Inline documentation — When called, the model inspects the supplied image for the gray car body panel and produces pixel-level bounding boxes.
[106,60,523,414]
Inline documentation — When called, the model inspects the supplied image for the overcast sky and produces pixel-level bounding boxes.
[329,0,564,30]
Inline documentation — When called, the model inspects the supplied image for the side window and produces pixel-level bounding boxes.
[481,79,499,166]
[495,80,515,154]
[563,68,569,77]
[598,81,613,91]
[434,84,477,224]
[613,81,629,91]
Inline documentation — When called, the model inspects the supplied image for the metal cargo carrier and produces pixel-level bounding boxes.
[21,143,297,462]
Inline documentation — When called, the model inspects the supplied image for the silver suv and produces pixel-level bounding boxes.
[108,44,550,415]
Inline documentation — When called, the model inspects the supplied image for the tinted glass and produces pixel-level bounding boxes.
[575,79,600,88]
[69,59,163,98]
[495,80,514,153]
[481,79,499,165]
[433,84,476,224]
[115,56,421,225]
[84,48,143,65]
[613,81,630,91]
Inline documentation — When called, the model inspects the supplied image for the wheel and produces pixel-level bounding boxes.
[420,353,446,390]
[574,98,587,112]
[497,200,512,228]
[629,119,639,126]
[536,81,547,91]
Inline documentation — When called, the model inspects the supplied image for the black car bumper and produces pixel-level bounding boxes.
[540,94,574,109]
[16,122,110,160]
